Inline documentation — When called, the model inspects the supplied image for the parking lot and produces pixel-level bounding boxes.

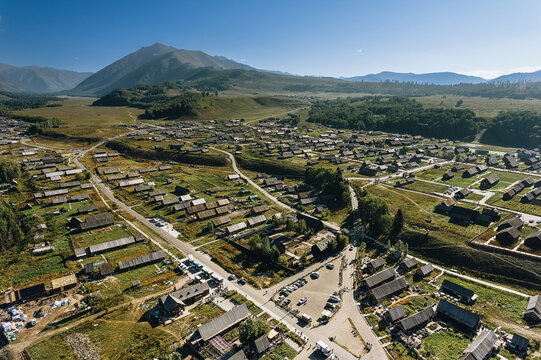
[275,255,343,325]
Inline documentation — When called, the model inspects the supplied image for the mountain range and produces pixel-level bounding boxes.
[342,71,487,85]
[2,43,541,95]
[0,63,92,93]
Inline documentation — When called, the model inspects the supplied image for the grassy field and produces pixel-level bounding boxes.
[14,97,142,143]
[189,95,306,121]
[260,343,297,360]
[359,183,490,244]
[400,180,450,194]
[420,329,470,360]
[415,94,541,118]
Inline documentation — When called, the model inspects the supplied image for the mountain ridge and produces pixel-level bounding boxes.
[491,69,541,83]
[70,43,255,96]
[0,63,92,93]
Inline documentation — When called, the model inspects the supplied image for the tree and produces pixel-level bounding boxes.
[336,234,349,250]
[304,167,350,208]
[375,214,392,236]
[277,255,288,267]
[298,219,307,234]
[359,242,366,257]
[239,318,270,344]
[300,252,308,265]
[0,202,25,251]
[0,159,20,183]
[358,195,387,226]
[270,245,280,261]
[391,209,404,236]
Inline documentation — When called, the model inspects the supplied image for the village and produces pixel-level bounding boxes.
[0,113,539,360]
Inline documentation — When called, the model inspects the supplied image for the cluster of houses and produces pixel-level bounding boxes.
[503,176,535,200]
[360,252,537,358]
[435,198,501,226]
[495,216,524,245]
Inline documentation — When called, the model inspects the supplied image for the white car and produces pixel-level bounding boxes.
[298,297,307,305]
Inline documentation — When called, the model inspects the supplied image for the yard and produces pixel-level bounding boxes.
[420,329,470,360]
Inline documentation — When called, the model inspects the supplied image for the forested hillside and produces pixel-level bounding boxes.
[308,96,480,140]
[480,111,541,148]
[93,83,305,120]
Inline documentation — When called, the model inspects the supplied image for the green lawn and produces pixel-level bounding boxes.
[420,329,470,360]
[401,180,450,194]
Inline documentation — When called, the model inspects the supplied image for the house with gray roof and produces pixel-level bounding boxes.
[117,250,166,271]
[159,282,210,315]
[524,294,541,323]
[191,303,250,343]
[397,306,435,334]
[362,268,397,289]
[458,330,498,360]
[77,212,114,232]
[370,277,409,304]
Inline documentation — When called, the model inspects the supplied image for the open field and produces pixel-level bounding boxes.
[14,97,142,143]
[359,183,491,244]
[415,94,541,118]
[188,95,306,121]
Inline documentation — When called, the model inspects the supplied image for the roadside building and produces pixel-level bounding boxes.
[370,277,409,304]
[362,268,397,289]
[417,263,434,278]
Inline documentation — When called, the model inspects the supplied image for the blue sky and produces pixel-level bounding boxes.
[1,0,541,78]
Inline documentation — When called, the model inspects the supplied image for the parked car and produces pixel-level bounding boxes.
[326,263,334,270]
[228,274,236,281]
[311,272,320,279]
[283,299,291,306]
[328,295,340,303]
[298,297,308,305]
[277,295,285,302]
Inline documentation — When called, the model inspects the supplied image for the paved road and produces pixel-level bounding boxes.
[68,138,360,359]
[26,128,532,359]
[312,248,388,360]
